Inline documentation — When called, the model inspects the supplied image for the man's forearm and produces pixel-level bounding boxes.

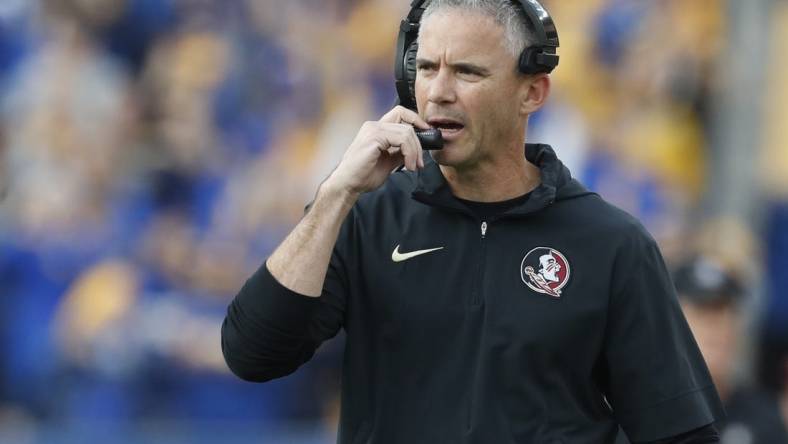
[266,179,359,297]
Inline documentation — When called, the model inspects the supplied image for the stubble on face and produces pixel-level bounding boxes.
[415,9,527,172]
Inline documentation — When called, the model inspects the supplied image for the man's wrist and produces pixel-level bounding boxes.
[319,177,361,207]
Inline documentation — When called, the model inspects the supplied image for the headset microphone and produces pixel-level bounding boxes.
[392,96,445,150]
[415,128,444,150]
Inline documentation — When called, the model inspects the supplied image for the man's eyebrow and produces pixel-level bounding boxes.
[415,58,438,67]
[415,58,490,75]
[451,62,490,75]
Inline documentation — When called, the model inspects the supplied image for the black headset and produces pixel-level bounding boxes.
[394,0,560,111]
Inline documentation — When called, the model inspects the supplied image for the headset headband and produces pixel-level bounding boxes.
[394,0,560,111]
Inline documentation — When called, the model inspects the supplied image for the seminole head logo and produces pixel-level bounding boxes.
[520,247,570,297]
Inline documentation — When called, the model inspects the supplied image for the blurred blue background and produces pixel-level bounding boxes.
[0,0,787,443]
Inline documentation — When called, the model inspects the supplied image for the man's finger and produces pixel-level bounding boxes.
[376,123,421,171]
[393,124,420,171]
[380,106,431,129]
[406,125,424,170]
[399,110,431,130]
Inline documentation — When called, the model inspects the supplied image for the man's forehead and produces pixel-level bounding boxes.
[418,8,509,59]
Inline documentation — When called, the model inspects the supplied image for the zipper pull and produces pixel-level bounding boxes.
[481,221,488,238]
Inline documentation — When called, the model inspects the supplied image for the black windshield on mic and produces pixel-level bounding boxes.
[415,128,444,150]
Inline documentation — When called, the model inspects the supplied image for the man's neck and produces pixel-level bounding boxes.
[440,147,541,203]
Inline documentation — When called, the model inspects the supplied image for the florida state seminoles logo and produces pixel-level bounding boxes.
[520,247,570,297]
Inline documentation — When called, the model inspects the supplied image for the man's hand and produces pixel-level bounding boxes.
[326,106,431,195]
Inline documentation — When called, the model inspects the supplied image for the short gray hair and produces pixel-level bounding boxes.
[419,0,535,58]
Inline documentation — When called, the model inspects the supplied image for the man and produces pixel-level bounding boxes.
[221,1,724,442]
[672,255,788,443]
[673,255,747,405]
[538,252,560,283]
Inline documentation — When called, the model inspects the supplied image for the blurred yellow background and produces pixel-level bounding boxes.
[0,0,786,443]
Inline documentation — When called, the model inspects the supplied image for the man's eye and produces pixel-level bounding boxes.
[458,68,479,76]
[417,65,435,72]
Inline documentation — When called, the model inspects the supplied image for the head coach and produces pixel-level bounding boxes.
[221,1,725,442]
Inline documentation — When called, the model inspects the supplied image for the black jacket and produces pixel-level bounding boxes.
[222,144,724,443]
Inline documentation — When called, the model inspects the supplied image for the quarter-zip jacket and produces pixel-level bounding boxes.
[222,144,724,444]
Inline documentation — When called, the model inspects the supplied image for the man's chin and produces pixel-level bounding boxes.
[430,150,459,168]
[430,143,467,167]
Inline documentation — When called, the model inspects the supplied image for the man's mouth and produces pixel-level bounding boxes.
[427,118,465,136]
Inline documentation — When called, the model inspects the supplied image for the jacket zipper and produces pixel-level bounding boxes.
[467,219,489,433]
[471,221,488,306]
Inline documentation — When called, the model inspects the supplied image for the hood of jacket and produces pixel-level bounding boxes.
[407,143,594,217]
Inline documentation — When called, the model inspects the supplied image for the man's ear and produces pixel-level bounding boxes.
[519,74,551,116]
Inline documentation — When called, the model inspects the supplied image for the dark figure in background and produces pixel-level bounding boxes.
[748,335,788,444]
[222,1,723,442]
[678,256,788,443]
[618,254,788,444]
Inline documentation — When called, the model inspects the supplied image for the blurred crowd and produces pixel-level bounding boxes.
[0,0,786,443]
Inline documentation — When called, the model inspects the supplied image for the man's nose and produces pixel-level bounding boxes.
[426,67,457,104]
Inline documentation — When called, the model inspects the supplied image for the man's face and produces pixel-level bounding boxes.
[681,300,740,400]
[415,9,528,169]
[539,253,560,282]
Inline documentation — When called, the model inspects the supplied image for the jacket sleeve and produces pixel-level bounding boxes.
[603,223,725,441]
[220,217,351,382]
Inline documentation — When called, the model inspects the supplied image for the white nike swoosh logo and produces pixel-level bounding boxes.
[391,244,444,262]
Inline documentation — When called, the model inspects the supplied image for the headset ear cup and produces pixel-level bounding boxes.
[519,46,559,75]
[405,41,419,105]
[519,47,541,74]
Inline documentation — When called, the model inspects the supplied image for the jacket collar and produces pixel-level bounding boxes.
[411,143,576,218]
